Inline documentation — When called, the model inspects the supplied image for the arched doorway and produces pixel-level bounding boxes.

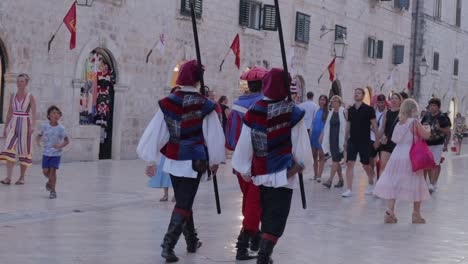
[364,86,373,105]
[80,48,117,159]
[449,98,456,123]
[0,39,7,123]
[329,80,343,99]
[291,75,305,103]
[170,60,187,88]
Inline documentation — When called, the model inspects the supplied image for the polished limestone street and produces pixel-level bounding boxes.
[1,151,467,264]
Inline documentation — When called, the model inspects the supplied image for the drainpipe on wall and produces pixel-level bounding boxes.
[411,0,423,100]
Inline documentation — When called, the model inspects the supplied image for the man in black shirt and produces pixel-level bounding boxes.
[342,88,380,197]
[421,98,451,193]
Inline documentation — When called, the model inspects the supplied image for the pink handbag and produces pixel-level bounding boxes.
[410,123,436,172]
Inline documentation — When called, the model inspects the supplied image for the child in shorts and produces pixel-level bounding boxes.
[36,106,69,199]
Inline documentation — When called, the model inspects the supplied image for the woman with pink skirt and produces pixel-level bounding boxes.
[373,99,431,224]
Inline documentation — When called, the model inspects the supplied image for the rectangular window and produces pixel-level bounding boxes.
[434,0,442,19]
[392,45,404,65]
[394,0,410,10]
[433,52,440,71]
[181,0,203,18]
[456,0,462,27]
[376,40,384,59]
[335,25,347,40]
[367,38,376,58]
[454,59,459,76]
[295,12,311,44]
[239,0,262,30]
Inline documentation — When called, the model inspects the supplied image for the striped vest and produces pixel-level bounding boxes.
[243,99,305,176]
[225,93,263,151]
[159,91,217,161]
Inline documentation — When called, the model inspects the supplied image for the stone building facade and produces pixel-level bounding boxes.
[411,0,468,121]
[0,0,413,161]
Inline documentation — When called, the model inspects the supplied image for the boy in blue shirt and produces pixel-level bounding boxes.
[36,106,69,199]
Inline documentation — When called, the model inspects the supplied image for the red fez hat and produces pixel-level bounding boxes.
[240,66,268,81]
[176,60,205,86]
[262,68,290,100]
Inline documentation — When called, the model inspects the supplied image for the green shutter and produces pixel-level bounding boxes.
[181,0,203,18]
[262,4,277,31]
[295,12,310,44]
[377,40,384,59]
[239,0,250,26]
[393,45,404,65]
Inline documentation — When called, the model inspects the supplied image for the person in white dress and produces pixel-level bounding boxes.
[137,60,225,262]
[232,68,313,264]
[373,99,431,224]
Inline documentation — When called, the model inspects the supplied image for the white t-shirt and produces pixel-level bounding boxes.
[298,100,319,130]
[370,109,385,141]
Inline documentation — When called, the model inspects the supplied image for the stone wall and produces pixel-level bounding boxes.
[0,0,413,161]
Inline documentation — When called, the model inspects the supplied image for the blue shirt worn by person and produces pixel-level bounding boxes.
[39,123,68,157]
[310,108,326,149]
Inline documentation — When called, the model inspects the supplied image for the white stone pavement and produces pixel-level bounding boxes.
[1,151,468,264]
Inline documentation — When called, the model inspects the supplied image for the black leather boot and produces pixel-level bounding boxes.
[182,214,202,253]
[161,211,186,263]
[250,232,261,252]
[257,238,276,264]
[236,230,257,260]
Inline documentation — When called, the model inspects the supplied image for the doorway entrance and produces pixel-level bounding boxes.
[80,48,116,159]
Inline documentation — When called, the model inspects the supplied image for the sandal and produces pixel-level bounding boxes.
[384,210,398,224]
[15,178,25,185]
[1,179,11,185]
[159,195,169,202]
[412,213,426,224]
[322,180,332,189]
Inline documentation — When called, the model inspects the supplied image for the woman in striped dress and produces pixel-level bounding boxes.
[0,74,37,185]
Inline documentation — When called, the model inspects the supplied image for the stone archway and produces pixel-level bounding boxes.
[72,36,128,161]
[364,86,373,105]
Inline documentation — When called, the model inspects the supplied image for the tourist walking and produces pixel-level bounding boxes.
[421,98,451,193]
[36,106,69,199]
[321,95,346,189]
[342,88,379,197]
[0,74,37,185]
[298,91,319,135]
[453,112,466,155]
[373,99,431,224]
[310,95,329,182]
[379,93,402,173]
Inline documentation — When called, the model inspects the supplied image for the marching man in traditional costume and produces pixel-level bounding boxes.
[225,67,268,260]
[137,60,225,263]
[232,68,313,264]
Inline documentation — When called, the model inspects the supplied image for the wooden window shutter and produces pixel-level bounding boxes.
[239,0,250,26]
[262,4,278,31]
[295,12,310,44]
[433,52,439,70]
[377,40,384,59]
[393,45,404,65]
[181,0,203,18]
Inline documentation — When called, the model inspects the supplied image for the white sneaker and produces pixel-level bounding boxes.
[365,185,375,195]
[342,189,353,197]
[428,184,435,194]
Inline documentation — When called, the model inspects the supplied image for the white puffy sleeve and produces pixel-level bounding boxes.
[292,119,313,175]
[203,111,226,165]
[136,110,169,165]
[231,125,253,175]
